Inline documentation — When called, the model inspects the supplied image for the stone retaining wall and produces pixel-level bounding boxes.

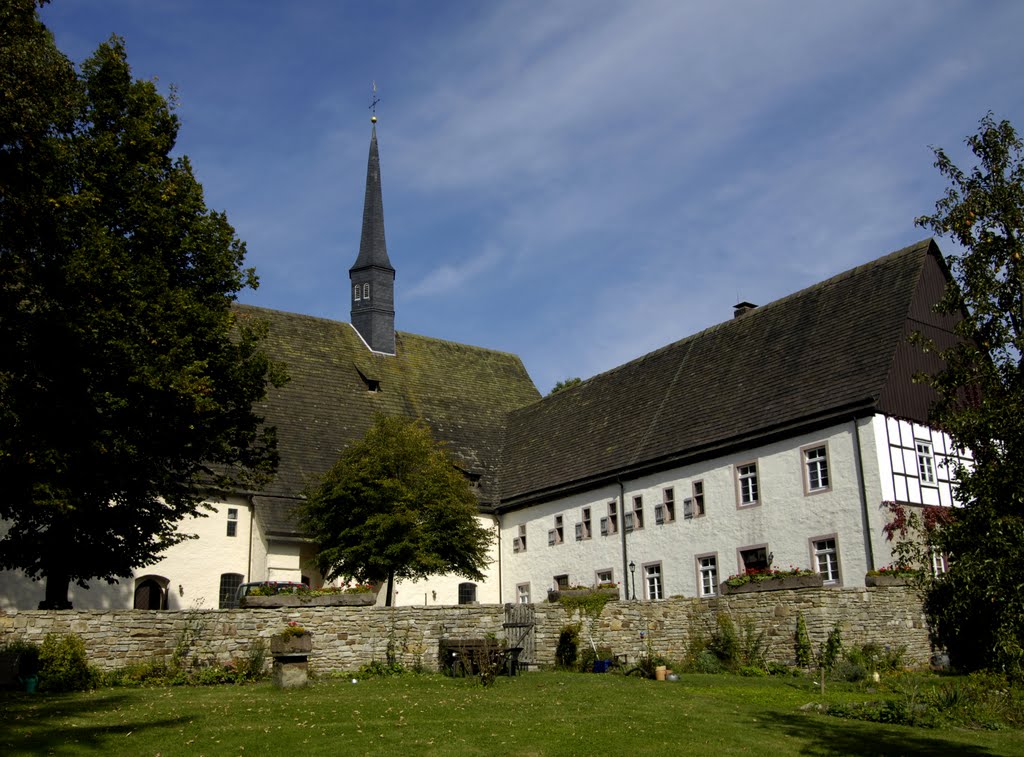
[0,586,930,673]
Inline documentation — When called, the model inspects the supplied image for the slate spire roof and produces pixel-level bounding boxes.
[350,125,393,273]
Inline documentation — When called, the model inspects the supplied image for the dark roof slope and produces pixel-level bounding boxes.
[497,239,946,507]
[236,306,539,535]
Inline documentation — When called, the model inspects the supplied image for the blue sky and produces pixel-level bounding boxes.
[41,1,1024,394]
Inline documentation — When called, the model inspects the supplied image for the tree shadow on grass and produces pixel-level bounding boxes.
[758,710,1002,757]
[0,690,189,754]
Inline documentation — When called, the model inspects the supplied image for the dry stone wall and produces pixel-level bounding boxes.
[0,586,931,673]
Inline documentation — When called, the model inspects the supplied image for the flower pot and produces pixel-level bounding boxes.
[270,632,312,656]
[242,592,376,608]
[865,574,912,587]
[547,587,620,603]
[720,573,824,595]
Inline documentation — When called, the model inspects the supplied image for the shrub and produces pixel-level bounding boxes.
[708,614,740,669]
[1,637,41,678]
[555,625,579,670]
[38,633,94,692]
[794,613,812,668]
[694,650,723,674]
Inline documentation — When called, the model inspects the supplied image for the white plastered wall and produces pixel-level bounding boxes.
[500,418,890,602]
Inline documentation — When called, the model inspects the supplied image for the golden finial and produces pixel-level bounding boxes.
[369,81,380,123]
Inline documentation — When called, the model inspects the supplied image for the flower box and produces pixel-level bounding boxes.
[241,592,377,608]
[720,573,823,595]
[547,587,620,603]
[270,632,312,656]
[865,574,912,587]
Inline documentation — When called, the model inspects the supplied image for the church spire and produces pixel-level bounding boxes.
[349,97,396,354]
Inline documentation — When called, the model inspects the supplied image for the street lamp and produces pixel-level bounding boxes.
[629,560,637,600]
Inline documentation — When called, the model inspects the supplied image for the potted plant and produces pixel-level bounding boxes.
[720,566,823,595]
[270,621,312,656]
[865,565,916,587]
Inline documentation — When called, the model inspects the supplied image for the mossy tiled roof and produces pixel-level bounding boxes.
[497,239,943,507]
[236,306,539,535]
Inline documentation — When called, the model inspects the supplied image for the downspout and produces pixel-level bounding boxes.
[247,496,254,583]
[852,417,876,572]
[495,512,503,605]
[618,478,630,599]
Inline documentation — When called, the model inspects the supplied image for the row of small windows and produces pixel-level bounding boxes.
[520,445,832,553]
[353,283,371,302]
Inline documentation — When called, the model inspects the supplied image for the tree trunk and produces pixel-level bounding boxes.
[40,571,73,610]
[385,570,395,607]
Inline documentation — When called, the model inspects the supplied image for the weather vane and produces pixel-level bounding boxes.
[369,81,380,123]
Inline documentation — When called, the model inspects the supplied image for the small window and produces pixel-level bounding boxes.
[554,574,570,591]
[458,582,477,605]
[740,546,769,573]
[644,563,663,600]
[363,283,370,300]
[916,440,936,484]
[737,463,759,506]
[692,480,705,517]
[555,515,564,544]
[813,538,840,584]
[632,495,644,530]
[226,507,238,537]
[607,501,618,534]
[219,573,244,609]
[660,487,675,523]
[517,583,531,604]
[804,445,830,493]
[930,549,948,577]
[354,284,361,302]
[697,555,717,597]
[579,507,591,540]
[596,569,613,585]
[513,524,526,553]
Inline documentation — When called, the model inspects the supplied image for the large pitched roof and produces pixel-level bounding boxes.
[236,306,539,535]
[497,239,949,507]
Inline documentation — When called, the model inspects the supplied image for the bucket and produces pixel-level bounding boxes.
[22,675,38,694]
[655,665,667,681]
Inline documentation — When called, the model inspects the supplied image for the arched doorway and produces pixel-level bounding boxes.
[133,576,168,610]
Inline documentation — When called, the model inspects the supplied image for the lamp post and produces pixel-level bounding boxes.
[629,560,637,600]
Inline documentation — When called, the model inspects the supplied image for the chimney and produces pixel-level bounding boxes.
[733,301,757,319]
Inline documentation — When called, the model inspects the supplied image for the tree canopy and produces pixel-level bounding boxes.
[299,416,493,606]
[0,1,284,607]
[914,113,1024,677]
[547,377,582,396]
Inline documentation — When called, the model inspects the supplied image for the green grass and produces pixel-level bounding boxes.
[2,672,1022,756]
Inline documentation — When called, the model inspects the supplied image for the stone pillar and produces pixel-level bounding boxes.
[270,632,311,689]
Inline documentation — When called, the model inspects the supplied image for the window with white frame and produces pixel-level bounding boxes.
[804,445,830,492]
[517,583,531,604]
[644,563,663,600]
[931,549,948,576]
[916,440,936,484]
[354,284,361,301]
[226,507,238,537]
[596,569,613,586]
[813,538,840,583]
[697,555,718,597]
[362,283,370,300]
[737,463,759,506]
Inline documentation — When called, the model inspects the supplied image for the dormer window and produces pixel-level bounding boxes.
[354,284,361,302]
[363,283,370,300]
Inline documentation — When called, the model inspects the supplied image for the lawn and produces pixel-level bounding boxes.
[2,672,1022,756]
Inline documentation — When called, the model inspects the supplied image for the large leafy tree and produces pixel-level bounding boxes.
[0,1,284,608]
[300,416,493,606]
[915,113,1024,676]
